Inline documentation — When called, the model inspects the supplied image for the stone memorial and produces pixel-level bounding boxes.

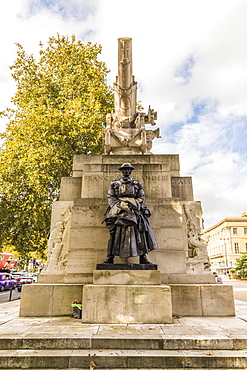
[19,37,235,319]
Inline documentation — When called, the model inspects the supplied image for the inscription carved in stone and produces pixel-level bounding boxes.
[83,174,169,182]
[171,177,192,185]
[64,178,82,185]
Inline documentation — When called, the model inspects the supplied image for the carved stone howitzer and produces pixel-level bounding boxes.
[103,37,160,154]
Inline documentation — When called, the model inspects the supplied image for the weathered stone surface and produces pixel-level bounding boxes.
[93,270,161,285]
[170,284,235,316]
[82,284,172,324]
[73,154,180,176]
[171,176,194,200]
[38,272,65,283]
[154,250,187,274]
[201,284,236,316]
[60,177,82,201]
[170,284,203,316]
[161,272,215,284]
[1,348,247,369]
[19,284,83,317]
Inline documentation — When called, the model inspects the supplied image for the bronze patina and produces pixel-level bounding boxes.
[103,163,158,264]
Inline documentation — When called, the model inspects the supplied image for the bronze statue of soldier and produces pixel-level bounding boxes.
[103,163,158,264]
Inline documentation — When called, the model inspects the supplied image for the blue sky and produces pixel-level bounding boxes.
[0,0,247,228]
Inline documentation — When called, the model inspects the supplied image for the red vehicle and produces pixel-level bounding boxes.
[0,253,16,270]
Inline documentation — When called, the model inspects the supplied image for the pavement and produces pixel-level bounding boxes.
[0,298,247,369]
[0,298,246,342]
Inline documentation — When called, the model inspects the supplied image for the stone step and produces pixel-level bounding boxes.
[0,337,246,350]
[0,349,246,369]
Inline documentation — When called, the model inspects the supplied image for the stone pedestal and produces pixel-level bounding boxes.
[19,281,235,317]
[38,154,210,285]
[82,270,173,324]
[19,154,235,318]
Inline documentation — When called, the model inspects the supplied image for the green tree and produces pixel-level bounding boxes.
[0,34,113,259]
[235,252,247,278]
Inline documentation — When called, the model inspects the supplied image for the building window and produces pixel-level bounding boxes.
[234,243,239,254]
[244,228,247,234]
[233,228,238,234]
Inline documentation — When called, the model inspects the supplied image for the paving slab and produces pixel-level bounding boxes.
[0,298,246,353]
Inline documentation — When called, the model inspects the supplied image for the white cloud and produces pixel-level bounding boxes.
[0,0,247,227]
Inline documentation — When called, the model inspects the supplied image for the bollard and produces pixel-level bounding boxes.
[9,286,13,301]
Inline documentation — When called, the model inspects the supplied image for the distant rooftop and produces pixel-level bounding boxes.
[204,213,247,233]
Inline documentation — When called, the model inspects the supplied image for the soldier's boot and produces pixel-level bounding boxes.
[103,255,114,264]
[139,254,153,265]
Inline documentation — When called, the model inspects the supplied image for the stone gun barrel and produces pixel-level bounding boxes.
[118,37,132,89]
[116,37,137,118]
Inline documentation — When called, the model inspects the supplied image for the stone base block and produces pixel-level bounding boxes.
[19,284,83,317]
[38,273,65,283]
[170,284,235,316]
[82,284,172,324]
[64,272,93,284]
[162,273,216,284]
[93,270,161,285]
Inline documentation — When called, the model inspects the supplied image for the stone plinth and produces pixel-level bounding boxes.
[82,270,172,324]
[19,281,235,318]
[82,285,172,324]
[93,270,161,285]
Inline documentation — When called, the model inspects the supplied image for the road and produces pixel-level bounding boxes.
[0,288,21,303]
[221,278,247,302]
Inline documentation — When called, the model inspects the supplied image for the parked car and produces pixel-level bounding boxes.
[16,277,34,292]
[0,273,17,292]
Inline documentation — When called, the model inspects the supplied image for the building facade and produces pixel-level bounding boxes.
[203,213,247,274]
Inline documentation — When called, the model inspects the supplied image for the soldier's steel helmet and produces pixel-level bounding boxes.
[118,163,134,171]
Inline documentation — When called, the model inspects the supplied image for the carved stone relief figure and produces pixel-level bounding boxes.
[44,221,64,273]
[44,205,72,273]
[57,205,72,271]
[183,204,211,273]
